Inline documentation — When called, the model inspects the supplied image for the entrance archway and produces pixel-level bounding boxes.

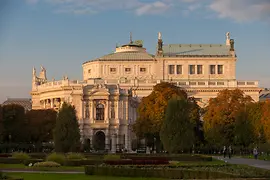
[93,131,105,150]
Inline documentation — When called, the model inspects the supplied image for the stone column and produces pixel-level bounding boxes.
[43,100,46,109]
[105,100,109,123]
[89,100,93,124]
[125,125,129,151]
[111,133,116,154]
[105,128,110,151]
[81,99,85,120]
[125,98,129,123]
[50,98,54,108]
[116,128,119,151]
[89,128,93,149]
[115,99,119,124]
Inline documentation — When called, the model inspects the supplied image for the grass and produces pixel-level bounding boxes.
[0,163,84,171]
[6,173,164,180]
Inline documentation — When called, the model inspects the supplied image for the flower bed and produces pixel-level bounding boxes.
[104,159,169,165]
[85,165,236,179]
[85,164,270,179]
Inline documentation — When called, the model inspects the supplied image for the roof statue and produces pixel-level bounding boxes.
[41,66,46,72]
[130,32,133,44]
[226,32,230,46]
[226,32,230,40]
[32,67,36,76]
[158,32,162,40]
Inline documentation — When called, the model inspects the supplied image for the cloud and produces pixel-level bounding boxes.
[209,0,270,23]
[135,1,171,16]
[25,0,270,23]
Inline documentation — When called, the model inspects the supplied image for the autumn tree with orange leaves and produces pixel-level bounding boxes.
[133,82,201,150]
[261,100,270,143]
[203,89,253,147]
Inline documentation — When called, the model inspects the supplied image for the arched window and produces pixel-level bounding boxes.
[96,103,104,120]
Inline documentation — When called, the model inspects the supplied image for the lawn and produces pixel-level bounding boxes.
[6,173,163,180]
[0,163,84,171]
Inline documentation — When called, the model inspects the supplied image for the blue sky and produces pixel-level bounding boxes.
[0,0,270,103]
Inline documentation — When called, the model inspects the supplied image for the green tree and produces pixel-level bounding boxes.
[26,109,57,143]
[133,82,188,148]
[53,103,81,153]
[2,104,28,142]
[203,89,253,147]
[234,109,255,147]
[160,98,195,153]
[0,105,3,142]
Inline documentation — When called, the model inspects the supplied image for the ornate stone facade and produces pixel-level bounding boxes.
[30,32,262,152]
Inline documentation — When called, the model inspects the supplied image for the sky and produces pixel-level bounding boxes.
[0,0,270,103]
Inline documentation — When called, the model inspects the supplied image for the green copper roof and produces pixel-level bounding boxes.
[84,51,155,63]
[162,44,232,57]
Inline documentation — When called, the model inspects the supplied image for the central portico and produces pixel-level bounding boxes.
[81,81,135,152]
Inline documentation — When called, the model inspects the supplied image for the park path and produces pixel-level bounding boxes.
[213,156,270,170]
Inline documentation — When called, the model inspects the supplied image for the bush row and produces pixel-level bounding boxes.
[104,159,169,165]
[0,157,103,166]
[85,165,236,179]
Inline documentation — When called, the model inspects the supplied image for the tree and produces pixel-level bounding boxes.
[234,109,255,147]
[160,98,196,153]
[2,104,28,143]
[246,102,265,143]
[261,100,270,143]
[0,106,3,142]
[26,109,57,143]
[203,89,253,146]
[53,103,81,153]
[133,82,188,149]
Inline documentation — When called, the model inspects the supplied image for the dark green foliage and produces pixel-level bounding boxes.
[160,98,196,153]
[53,103,81,153]
[0,105,3,143]
[84,165,237,179]
[234,109,255,147]
[26,109,57,143]
[2,104,27,143]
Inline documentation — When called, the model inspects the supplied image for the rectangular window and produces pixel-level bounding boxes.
[218,65,223,74]
[168,65,175,74]
[197,65,203,74]
[176,65,182,74]
[125,68,131,72]
[189,65,195,74]
[140,68,146,72]
[210,65,216,74]
[110,68,116,72]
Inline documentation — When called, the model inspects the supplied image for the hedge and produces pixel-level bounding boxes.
[104,159,169,165]
[0,157,42,165]
[120,154,212,161]
[85,165,236,179]
[64,159,103,166]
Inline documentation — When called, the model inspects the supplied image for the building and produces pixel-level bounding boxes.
[30,32,261,152]
[260,89,270,102]
[2,98,32,112]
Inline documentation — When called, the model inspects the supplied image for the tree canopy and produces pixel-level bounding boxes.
[26,109,57,143]
[203,89,253,146]
[53,102,81,153]
[133,82,188,139]
[160,98,196,153]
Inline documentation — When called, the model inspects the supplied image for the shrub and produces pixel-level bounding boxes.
[23,159,43,166]
[85,166,236,179]
[34,161,61,167]
[64,159,103,166]
[12,152,30,161]
[46,153,65,165]
[66,153,84,160]
[104,159,169,165]
[103,154,121,160]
